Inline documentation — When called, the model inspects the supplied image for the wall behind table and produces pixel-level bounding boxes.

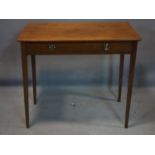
[0,19,154,87]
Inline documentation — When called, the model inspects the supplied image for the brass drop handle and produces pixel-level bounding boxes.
[104,43,110,51]
[48,43,56,50]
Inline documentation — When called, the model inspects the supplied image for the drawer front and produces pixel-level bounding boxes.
[26,42,135,55]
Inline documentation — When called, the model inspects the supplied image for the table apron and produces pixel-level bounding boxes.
[23,42,137,55]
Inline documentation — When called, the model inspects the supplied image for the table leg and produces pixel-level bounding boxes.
[118,54,124,102]
[31,55,37,105]
[125,45,137,128]
[21,44,29,128]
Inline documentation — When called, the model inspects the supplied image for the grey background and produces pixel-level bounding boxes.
[0,19,155,134]
[0,19,154,87]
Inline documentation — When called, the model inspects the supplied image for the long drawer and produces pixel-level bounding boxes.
[25,42,135,55]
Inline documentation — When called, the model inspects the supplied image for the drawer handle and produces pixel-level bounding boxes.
[104,43,110,51]
[48,43,56,50]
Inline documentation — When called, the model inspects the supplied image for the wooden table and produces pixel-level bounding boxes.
[18,22,141,128]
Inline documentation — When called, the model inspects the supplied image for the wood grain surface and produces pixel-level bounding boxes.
[18,22,141,42]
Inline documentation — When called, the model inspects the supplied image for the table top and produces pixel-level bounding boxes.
[18,22,141,42]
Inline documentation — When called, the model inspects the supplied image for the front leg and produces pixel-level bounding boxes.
[125,43,137,128]
[21,43,29,128]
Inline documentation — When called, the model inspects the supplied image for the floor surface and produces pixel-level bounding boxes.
[0,86,155,135]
